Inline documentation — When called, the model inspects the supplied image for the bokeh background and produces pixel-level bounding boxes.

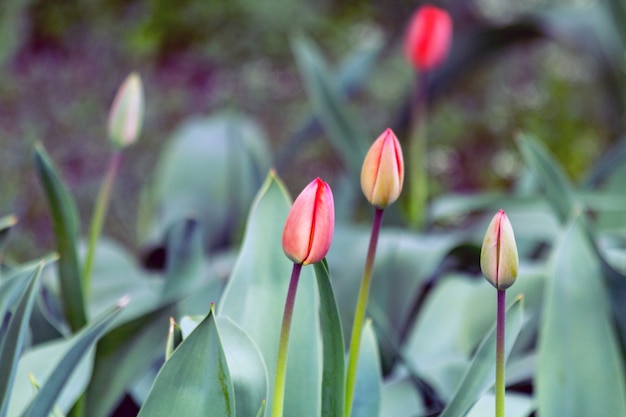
[0,0,624,258]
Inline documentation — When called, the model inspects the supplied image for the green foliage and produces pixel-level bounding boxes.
[537,215,626,416]
[1,2,626,417]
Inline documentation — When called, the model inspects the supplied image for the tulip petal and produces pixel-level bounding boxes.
[404,5,453,70]
[283,178,335,265]
[480,210,518,290]
[361,129,404,208]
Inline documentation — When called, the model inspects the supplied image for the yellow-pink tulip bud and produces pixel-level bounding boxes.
[361,128,405,208]
[480,209,519,290]
[108,72,144,149]
[282,178,335,265]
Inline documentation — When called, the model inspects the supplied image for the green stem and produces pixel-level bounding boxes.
[496,289,506,417]
[345,207,384,417]
[407,72,428,229]
[83,151,122,298]
[271,263,303,417]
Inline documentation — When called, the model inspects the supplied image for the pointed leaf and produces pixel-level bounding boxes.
[162,218,204,299]
[137,308,235,417]
[516,134,577,223]
[292,36,368,179]
[0,263,42,417]
[34,144,86,331]
[351,320,382,417]
[314,260,345,417]
[217,317,268,417]
[21,297,127,417]
[536,216,626,417]
[0,215,17,258]
[439,295,524,417]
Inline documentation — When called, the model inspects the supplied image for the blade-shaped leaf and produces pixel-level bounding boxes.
[516,133,578,223]
[536,215,626,417]
[351,320,382,417]
[162,218,204,300]
[34,143,86,332]
[439,295,524,417]
[21,297,127,417]
[0,263,42,417]
[314,260,345,417]
[0,215,17,259]
[217,317,268,417]
[177,314,269,417]
[137,307,235,417]
[218,171,321,416]
[291,36,368,180]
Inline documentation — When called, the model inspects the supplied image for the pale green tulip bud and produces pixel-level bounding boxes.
[480,209,519,290]
[107,72,144,148]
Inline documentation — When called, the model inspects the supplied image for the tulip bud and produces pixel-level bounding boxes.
[108,72,144,149]
[361,128,404,208]
[480,209,519,290]
[282,178,335,265]
[404,5,453,70]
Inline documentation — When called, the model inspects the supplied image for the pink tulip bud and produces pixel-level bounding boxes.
[282,178,335,265]
[480,209,519,290]
[108,72,144,148]
[361,128,405,208]
[404,5,453,71]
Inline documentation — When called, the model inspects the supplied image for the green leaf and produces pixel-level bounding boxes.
[0,263,42,417]
[165,318,182,361]
[84,238,224,417]
[0,261,43,336]
[0,215,17,259]
[218,171,321,416]
[86,306,173,417]
[380,377,425,417]
[8,334,92,416]
[351,320,382,417]
[162,218,205,300]
[21,297,127,417]
[291,36,368,180]
[439,295,525,417]
[34,143,87,332]
[536,215,626,417]
[516,133,578,223]
[217,317,268,417]
[147,112,271,251]
[254,400,266,417]
[314,260,345,417]
[137,307,235,417]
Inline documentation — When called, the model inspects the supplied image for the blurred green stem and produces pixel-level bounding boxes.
[345,207,384,417]
[406,73,428,229]
[83,151,122,296]
[272,263,303,417]
[496,289,506,417]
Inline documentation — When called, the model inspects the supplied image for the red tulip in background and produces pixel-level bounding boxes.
[404,4,453,70]
[282,177,335,265]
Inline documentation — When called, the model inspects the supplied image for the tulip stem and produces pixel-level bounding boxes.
[407,73,428,229]
[496,289,506,417]
[272,262,303,417]
[83,151,122,298]
[345,207,384,417]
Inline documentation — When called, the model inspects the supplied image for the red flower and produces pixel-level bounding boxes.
[404,5,453,70]
[282,178,335,265]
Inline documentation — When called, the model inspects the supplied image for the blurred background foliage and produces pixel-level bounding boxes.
[0,0,624,259]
